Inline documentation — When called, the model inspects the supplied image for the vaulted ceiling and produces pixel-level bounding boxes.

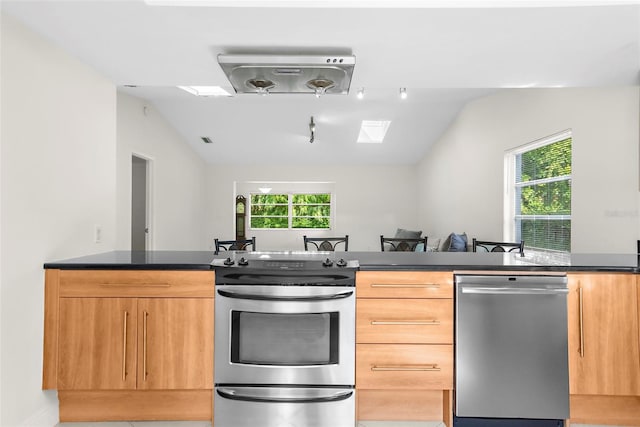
[3,0,639,164]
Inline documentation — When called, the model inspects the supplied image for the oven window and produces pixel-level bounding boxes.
[231,311,339,365]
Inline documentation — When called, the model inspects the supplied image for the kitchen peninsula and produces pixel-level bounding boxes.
[42,250,640,427]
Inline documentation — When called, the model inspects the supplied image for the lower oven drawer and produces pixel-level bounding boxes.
[214,386,355,427]
[357,343,453,389]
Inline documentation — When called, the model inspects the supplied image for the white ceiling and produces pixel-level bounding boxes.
[3,0,639,165]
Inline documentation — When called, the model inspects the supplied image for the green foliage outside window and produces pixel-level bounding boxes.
[250,193,331,229]
[515,137,572,252]
[519,138,572,216]
[250,194,288,229]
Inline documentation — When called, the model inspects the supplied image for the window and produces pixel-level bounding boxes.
[250,193,332,230]
[506,131,572,253]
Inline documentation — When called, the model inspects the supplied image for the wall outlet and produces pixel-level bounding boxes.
[95,225,102,243]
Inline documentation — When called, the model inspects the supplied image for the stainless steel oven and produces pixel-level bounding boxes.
[213,255,357,427]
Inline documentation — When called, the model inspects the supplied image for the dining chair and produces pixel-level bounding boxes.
[303,235,349,251]
[472,238,524,257]
[380,235,428,252]
[214,237,256,254]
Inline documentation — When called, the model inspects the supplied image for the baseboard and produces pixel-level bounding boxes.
[20,401,58,427]
[569,394,640,426]
[58,390,212,422]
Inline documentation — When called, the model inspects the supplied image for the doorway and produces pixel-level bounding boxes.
[131,155,151,251]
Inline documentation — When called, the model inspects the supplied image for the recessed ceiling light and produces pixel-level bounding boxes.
[400,87,407,100]
[357,120,391,144]
[178,86,232,97]
[357,88,364,99]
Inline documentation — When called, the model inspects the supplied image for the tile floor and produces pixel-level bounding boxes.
[55,422,633,427]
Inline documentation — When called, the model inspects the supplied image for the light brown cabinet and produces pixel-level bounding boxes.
[355,271,454,426]
[57,297,213,391]
[137,298,213,390]
[43,269,215,422]
[567,273,640,425]
[58,298,138,390]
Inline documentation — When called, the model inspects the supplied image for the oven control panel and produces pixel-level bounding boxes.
[212,256,359,270]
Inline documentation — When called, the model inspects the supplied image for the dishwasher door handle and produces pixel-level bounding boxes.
[460,286,569,295]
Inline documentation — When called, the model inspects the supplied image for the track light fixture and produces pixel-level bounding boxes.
[400,87,407,100]
[357,87,364,99]
[309,116,316,143]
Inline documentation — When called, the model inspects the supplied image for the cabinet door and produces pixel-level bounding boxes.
[568,273,640,395]
[137,298,214,390]
[58,298,137,390]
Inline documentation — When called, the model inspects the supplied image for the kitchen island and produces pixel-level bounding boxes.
[43,249,640,272]
[41,251,640,427]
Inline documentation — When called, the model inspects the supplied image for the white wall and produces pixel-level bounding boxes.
[116,93,209,251]
[417,87,640,253]
[206,165,420,252]
[1,12,117,427]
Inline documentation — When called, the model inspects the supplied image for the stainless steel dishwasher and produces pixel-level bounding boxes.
[454,273,569,427]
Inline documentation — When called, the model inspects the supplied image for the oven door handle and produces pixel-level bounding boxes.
[217,289,354,301]
[216,388,353,403]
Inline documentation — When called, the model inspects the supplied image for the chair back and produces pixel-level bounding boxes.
[214,237,256,254]
[304,235,349,251]
[472,238,524,257]
[380,235,427,252]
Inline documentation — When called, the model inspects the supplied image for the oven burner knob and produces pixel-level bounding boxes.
[238,257,249,266]
[322,258,333,267]
[336,258,347,267]
[223,257,235,266]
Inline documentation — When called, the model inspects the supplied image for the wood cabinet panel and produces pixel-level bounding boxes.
[357,298,453,344]
[569,395,640,426]
[356,343,453,390]
[137,298,214,390]
[567,273,640,396]
[58,390,213,422]
[43,269,60,389]
[58,298,138,390]
[356,271,453,299]
[59,270,214,298]
[357,389,443,421]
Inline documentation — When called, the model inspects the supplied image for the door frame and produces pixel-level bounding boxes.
[131,153,154,251]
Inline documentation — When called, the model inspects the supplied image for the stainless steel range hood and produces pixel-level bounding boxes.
[217,54,355,95]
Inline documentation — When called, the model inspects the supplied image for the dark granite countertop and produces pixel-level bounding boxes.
[43,251,216,270]
[43,250,640,272]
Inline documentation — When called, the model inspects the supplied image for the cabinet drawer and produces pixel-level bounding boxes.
[356,344,453,390]
[357,299,453,344]
[59,270,215,298]
[356,271,452,299]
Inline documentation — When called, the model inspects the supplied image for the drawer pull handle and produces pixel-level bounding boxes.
[371,365,441,372]
[370,283,440,289]
[99,283,171,287]
[371,320,441,325]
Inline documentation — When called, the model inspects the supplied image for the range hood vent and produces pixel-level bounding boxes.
[217,54,355,95]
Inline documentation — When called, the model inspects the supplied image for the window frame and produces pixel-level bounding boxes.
[504,129,572,254]
[290,193,332,229]
[247,190,334,231]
